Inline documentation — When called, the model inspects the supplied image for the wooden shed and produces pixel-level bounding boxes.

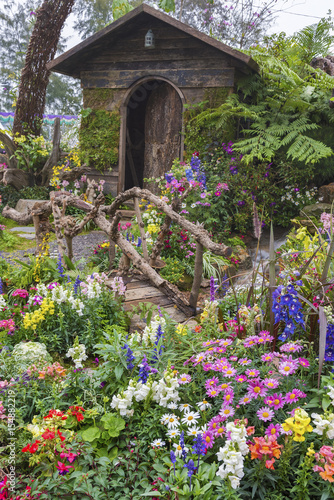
[48,3,258,195]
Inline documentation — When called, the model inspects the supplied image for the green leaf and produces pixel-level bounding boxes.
[152,463,166,474]
[115,365,123,380]
[101,413,125,437]
[112,0,133,20]
[108,446,118,461]
[158,0,175,12]
[80,426,101,442]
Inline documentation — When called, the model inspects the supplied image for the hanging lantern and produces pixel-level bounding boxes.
[145,29,155,48]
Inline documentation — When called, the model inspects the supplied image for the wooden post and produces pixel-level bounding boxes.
[189,241,204,311]
[108,238,116,270]
[134,197,149,262]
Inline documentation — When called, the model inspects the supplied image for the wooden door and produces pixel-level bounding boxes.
[143,83,182,191]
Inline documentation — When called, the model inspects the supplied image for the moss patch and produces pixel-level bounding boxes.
[79,109,120,172]
[83,89,115,110]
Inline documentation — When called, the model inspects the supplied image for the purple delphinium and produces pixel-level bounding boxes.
[138,355,157,383]
[180,431,188,462]
[170,450,176,476]
[192,433,206,468]
[151,324,164,364]
[0,278,3,294]
[184,459,197,490]
[210,276,217,302]
[121,343,135,370]
[73,276,81,295]
[57,254,65,278]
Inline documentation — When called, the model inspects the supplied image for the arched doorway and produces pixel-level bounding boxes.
[121,78,183,193]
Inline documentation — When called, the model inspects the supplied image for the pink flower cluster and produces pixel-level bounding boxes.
[0,318,15,334]
[12,289,29,298]
[27,362,66,381]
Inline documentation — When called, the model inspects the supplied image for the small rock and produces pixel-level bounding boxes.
[319,183,334,204]
[300,203,332,218]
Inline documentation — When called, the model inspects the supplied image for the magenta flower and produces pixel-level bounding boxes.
[202,362,214,371]
[243,336,259,348]
[265,424,282,437]
[203,430,215,449]
[247,379,268,399]
[219,339,233,348]
[205,376,219,389]
[285,389,306,404]
[56,461,73,476]
[264,378,280,389]
[246,368,260,378]
[258,330,274,343]
[261,352,274,363]
[229,355,238,362]
[264,393,284,410]
[217,382,231,392]
[280,341,303,353]
[222,367,237,378]
[239,395,252,405]
[235,374,247,383]
[238,357,252,366]
[222,389,234,406]
[208,416,225,437]
[178,374,191,384]
[257,406,274,422]
[12,288,29,298]
[219,405,235,420]
[206,387,221,398]
[278,356,299,376]
[298,357,310,367]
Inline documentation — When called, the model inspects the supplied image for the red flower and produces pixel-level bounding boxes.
[22,440,40,454]
[56,461,73,476]
[57,430,66,442]
[42,429,55,440]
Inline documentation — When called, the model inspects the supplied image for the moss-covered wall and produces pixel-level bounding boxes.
[183,87,234,157]
[81,88,126,171]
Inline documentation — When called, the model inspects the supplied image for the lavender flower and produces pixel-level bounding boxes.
[151,324,164,364]
[137,237,142,247]
[184,459,196,489]
[0,278,3,294]
[180,431,188,462]
[170,450,176,476]
[138,355,157,383]
[210,276,217,302]
[192,432,206,468]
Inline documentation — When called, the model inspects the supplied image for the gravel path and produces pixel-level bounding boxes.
[0,231,108,264]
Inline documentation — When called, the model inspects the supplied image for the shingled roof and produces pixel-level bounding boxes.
[48,3,258,78]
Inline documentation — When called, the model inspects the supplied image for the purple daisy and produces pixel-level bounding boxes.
[247,379,268,399]
[298,357,310,368]
[264,393,284,410]
[246,368,260,378]
[264,378,280,389]
[219,405,235,420]
[280,341,303,353]
[222,367,237,378]
[243,336,259,348]
[285,389,307,404]
[239,395,252,405]
[205,376,219,389]
[278,356,299,376]
[235,374,247,383]
[261,352,275,363]
[222,389,234,406]
[238,357,252,366]
[202,430,215,449]
[178,373,192,384]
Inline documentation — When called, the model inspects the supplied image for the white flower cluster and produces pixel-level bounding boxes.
[312,386,334,439]
[66,341,88,369]
[141,314,166,345]
[280,186,317,206]
[35,283,85,316]
[0,295,6,309]
[12,342,52,372]
[323,305,334,325]
[110,371,180,417]
[216,421,249,489]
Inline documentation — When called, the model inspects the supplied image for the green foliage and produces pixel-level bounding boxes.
[293,18,334,63]
[159,257,186,284]
[79,109,120,171]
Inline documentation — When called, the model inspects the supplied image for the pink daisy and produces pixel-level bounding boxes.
[264,378,280,389]
[203,430,215,449]
[219,339,233,348]
[178,374,191,384]
[257,406,274,422]
[235,374,247,383]
[206,387,222,398]
[239,395,252,405]
[280,342,303,353]
[229,355,238,362]
[218,382,231,392]
[222,389,234,406]
[298,357,310,368]
[222,367,237,378]
[219,406,235,420]
[261,353,275,363]
[257,331,274,343]
[264,393,284,410]
[278,356,299,376]
[205,376,219,389]
[213,346,226,354]
[246,368,260,378]
[202,363,214,371]
[285,389,307,404]
[238,358,252,366]
[193,353,207,365]
[247,379,268,399]
[265,424,282,437]
[243,336,259,348]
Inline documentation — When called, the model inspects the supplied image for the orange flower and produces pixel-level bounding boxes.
[320,464,334,483]
[249,435,282,469]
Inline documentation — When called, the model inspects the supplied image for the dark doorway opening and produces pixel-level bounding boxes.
[125,79,182,192]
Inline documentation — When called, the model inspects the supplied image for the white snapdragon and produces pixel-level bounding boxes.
[36,283,48,297]
[0,295,6,309]
[66,338,88,369]
[141,315,166,345]
[153,372,180,407]
[312,412,334,439]
[216,421,249,489]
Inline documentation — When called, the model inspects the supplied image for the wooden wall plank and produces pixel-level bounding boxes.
[81,68,234,89]
[82,58,229,72]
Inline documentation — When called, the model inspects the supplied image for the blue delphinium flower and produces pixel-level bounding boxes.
[210,276,217,302]
[170,450,176,476]
[184,459,196,490]
[179,431,188,462]
[0,277,3,294]
[137,237,142,247]
[57,254,65,278]
[121,343,135,370]
[272,282,304,341]
[151,324,164,364]
[192,433,206,468]
[73,276,81,295]
[138,355,157,383]
[325,323,334,361]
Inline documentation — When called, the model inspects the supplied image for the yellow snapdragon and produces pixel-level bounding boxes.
[282,408,313,442]
[23,298,55,331]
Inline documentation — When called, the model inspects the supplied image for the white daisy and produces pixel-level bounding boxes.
[186,426,201,437]
[179,403,192,413]
[167,402,178,410]
[173,442,189,457]
[197,400,212,411]
[160,413,173,425]
[165,414,180,430]
[167,429,180,439]
[181,411,200,426]
[151,439,165,448]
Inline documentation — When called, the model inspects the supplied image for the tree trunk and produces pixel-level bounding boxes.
[13,0,76,137]
[189,241,204,310]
